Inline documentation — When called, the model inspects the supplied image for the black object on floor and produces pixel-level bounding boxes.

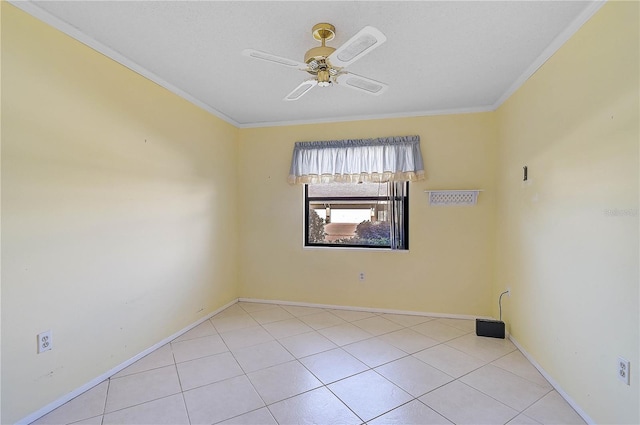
[476,318,505,339]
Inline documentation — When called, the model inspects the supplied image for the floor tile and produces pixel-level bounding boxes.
[413,344,485,378]
[105,365,182,413]
[280,305,326,317]
[434,318,476,333]
[378,328,440,354]
[176,351,244,390]
[183,375,264,425]
[173,320,217,342]
[319,323,373,346]
[219,325,274,350]
[299,348,368,384]
[375,356,454,397]
[343,337,407,367]
[328,370,412,422]
[419,381,518,425]
[171,334,228,363]
[238,301,279,313]
[102,394,189,424]
[523,391,586,424]
[278,331,337,358]
[231,340,294,373]
[68,416,103,425]
[507,413,542,424]
[411,321,469,342]
[212,304,247,319]
[330,309,378,322]
[211,313,260,333]
[262,317,314,339]
[382,313,433,327]
[32,381,108,425]
[113,344,175,378]
[31,303,581,425]
[492,351,552,389]
[460,364,551,411]
[446,333,517,362]
[368,399,452,425]
[218,407,277,424]
[352,315,404,336]
[299,311,347,330]
[247,360,322,404]
[249,306,295,324]
[268,387,361,425]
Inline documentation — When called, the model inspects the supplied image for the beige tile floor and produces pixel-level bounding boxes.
[32,302,586,425]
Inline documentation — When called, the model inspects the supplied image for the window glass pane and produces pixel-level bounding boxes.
[308,203,391,246]
[307,182,394,248]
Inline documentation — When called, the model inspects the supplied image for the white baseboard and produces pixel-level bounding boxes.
[20,297,496,424]
[508,335,594,425]
[18,298,239,425]
[238,297,494,321]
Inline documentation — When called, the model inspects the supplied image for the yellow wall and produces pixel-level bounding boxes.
[3,1,638,424]
[1,4,239,423]
[495,2,639,423]
[238,114,498,315]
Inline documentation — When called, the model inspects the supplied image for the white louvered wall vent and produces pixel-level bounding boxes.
[425,190,482,206]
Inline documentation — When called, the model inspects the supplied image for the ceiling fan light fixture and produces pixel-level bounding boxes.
[317,70,331,87]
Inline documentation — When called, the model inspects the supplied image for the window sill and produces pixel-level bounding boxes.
[303,245,409,252]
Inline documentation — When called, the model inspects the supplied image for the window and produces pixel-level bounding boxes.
[305,181,409,249]
[289,135,422,250]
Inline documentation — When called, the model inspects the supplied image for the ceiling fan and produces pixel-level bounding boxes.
[242,23,388,101]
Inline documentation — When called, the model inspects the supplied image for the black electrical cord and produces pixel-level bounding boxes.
[499,290,510,321]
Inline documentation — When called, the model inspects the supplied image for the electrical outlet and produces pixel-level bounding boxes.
[38,330,52,354]
[359,272,365,281]
[617,357,630,385]
[507,287,511,297]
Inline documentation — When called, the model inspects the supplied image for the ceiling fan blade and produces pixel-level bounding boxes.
[242,49,307,69]
[328,26,387,68]
[341,73,388,95]
[284,80,318,101]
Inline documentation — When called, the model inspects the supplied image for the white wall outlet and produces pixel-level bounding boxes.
[38,330,52,354]
[359,272,365,281]
[617,357,630,385]
[507,287,511,297]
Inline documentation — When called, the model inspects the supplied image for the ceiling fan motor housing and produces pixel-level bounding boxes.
[304,46,336,64]
[305,23,340,85]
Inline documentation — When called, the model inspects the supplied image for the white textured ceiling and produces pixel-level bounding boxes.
[14,1,602,127]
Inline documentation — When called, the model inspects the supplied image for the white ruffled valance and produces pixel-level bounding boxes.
[288,135,425,185]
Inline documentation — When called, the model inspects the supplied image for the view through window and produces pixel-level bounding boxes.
[304,181,408,249]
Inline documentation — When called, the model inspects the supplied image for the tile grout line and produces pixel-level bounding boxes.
[267,311,448,424]
[172,352,194,425]
[322,380,368,424]
[100,379,110,425]
[245,307,397,424]
[222,304,557,424]
[32,301,564,425]
[100,349,199,421]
